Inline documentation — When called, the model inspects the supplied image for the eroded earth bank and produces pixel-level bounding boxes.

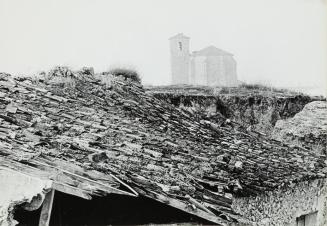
[146,86,326,154]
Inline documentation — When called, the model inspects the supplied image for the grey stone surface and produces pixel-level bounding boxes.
[272,101,327,154]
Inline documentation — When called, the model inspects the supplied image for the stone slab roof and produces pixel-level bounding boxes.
[0,69,325,225]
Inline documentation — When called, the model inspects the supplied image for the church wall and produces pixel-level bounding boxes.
[223,56,238,86]
[189,56,195,85]
[191,55,238,87]
[192,56,207,85]
[206,56,225,86]
[204,55,238,87]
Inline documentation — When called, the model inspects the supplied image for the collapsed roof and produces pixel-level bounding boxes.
[0,68,326,225]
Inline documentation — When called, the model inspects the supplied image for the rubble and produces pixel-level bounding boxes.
[272,101,327,154]
[0,70,326,225]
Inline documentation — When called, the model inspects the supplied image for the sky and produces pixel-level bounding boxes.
[0,0,326,93]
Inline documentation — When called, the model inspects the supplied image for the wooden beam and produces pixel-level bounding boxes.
[52,182,92,200]
[31,158,136,197]
[0,156,135,199]
[39,189,55,226]
[145,190,230,226]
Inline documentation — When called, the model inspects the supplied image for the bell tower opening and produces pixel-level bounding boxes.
[178,41,182,51]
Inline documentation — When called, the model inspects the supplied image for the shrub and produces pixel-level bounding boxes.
[79,67,94,76]
[47,66,74,79]
[219,87,230,94]
[45,66,76,86]
[107,68,141,83]
[239,83,270,90]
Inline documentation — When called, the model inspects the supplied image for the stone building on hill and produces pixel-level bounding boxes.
[169,33,238,87]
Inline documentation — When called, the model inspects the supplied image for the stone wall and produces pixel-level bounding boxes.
[189,55,238,87]
[232,179,327,226]
[170,34,190,85]
[205,55,238,87]
[191,56,207,85]
[223,56,238,86]
[206,56,225,86]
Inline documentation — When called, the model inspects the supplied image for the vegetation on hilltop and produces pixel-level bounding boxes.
[106,67,141,83]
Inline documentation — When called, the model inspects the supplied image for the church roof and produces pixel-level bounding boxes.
[193,45,233,56]
[169,33,190,40]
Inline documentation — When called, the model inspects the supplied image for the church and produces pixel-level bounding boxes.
[169,33,238,87]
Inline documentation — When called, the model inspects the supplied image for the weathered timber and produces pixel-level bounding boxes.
[39,189,55,226]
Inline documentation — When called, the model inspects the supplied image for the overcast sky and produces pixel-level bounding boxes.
[0,0,326,92]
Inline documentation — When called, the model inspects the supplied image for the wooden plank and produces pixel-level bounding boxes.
[0,158,52,179]
[0,156,135,199]
[145,190,230,226]
[39,189,55,226]
[39,157,120,186]
[106,171,139,196]
[0,158,92,200]
[31,158,136,197]
[52,182,92,200]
